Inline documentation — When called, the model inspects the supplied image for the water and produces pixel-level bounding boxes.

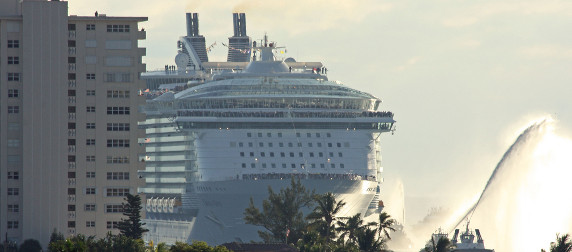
[451,117,572,251]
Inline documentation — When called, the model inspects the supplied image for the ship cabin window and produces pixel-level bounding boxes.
[298,152,303,157]
[301,164,305,169]
[337,143,341,147]
[240,152,244,157]
[308,143,313,147]
[271,163,276,168]
[317,143,322,147]
[307,133,311,138]
[298,143,302,147]
[320,164,325,168]
[278,133,282,137]
[340,164,345,168]
[259,142,263,147]
[327,133,331,137]
[279,142,284,147]
[270,152,274,157]
[329,152,334,157]
[319,152,323,157]
[289,152,294,157]
[242,163,246,168]
[248,142,253,147]
[262,163,267,168]
[267,133,271,137]
[288,143,293,147]
[260,152,265,157]
[328,143,333,147]
[338,152,343,157]
[247,133,252,137]
[251,163,255,168]
[311,164,316,168]
[316,133,321,137]
[239,142,243,147]
[291,164,296,168]
[268,143,273,147]
[258,133,262,137]
[249,152,254,157]
[310,153,314,157]
[331,164,336,168]
[281,152,285,157]
[296,133,300,137]
[282,164,287,168]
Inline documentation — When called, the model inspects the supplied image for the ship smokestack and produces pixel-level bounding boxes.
[186,13,199,37]
[233,13,239,37]
[239,13,246,36]
[227,13,251,62]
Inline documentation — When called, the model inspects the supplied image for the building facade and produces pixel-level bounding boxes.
[0,0,147,246]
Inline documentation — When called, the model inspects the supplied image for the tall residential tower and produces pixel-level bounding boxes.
[0,0,147,246]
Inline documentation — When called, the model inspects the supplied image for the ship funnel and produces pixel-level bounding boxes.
[233,12,247,37]
[186,13,199,37]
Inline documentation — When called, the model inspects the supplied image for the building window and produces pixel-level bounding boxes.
[107,90,131,98]
[106,123,130,131]
[86,221,95,227]
[328,143,333,147]
[86,123,96,129]
[106,188,130,197]
[68,73,76,80]
[68,172,76,178]
[7,172,19,180]
[289,152,294,157]
[7,106,19,114]
[68,24,76,31]
[86,24,96,30]
[270,152,274,157]
[107,172,129,180]
[280,152,285,157]
[86,172,96,178]
[279,142,284,147]
[84,204,96,211]
[7,73,20,81]
[248,142,253,147]
[7,56,19,64]
[106,24,130,32]
[291,164,296,168]
[86,73,96,80]
[68,188,76,195]
[257,132,262,137]
[107,139,130,147]
[8,89,19,98]
[107,107,130,115]
[247,133,252,137]
[249,152,254,157]
[331,164,336,168]
[86,155,96,162]
[107,221,119,229]
[310,152,314,157]
[107,156,129,164]
[7,204,19,213]
[7,40,19,48]
[87,106,96,112]
[86,139,95,146]
[240,152,244,157]
[7,221,19,229]
[85,188,96,195]
[338,152,343,157]
[106,204,123,213]
[337,143,342,147]
[282,164,287,168]
[7,188,19,196]
[242,163,246,168]
[86,90,96,96]
[261,152,266,157]
[251,163,256,168]
[317,143,322,147]
[7,139,20,147]
[259,142,263,147]
[340,164,345,168]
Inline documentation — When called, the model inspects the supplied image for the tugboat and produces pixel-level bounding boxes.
[450,223,494,252]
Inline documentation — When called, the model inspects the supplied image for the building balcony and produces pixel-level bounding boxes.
[68,228,76,235]
[68,31,76,39]
[68,113,76,120]
[68,129,76,137]
[68,178,76,186]
[68,145,76,153]
[68,195,76,202]
[68,97,76,104]
[137,30,146,40]
[68,63,76,71]
[68,211,76,218]
[68,80,76,87]
[68,47,76,55]
[68,162,76,170]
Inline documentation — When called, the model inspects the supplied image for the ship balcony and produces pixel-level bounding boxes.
[137,30,146,40]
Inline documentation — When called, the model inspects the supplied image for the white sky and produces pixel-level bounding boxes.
[70,0,572,225]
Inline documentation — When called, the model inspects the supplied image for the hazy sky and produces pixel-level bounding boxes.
[70,0,572,224]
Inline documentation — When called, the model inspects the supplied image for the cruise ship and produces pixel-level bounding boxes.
[138,13,396,245]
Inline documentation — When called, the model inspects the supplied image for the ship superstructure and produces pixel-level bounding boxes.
[139,14,395,245]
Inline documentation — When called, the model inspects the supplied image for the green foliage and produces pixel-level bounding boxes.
[421,237,454,252]
[169,241,230,252]
[306,192,346,242]
[117,193,149,239]
[244,178,314,243]
[550,233,572,252]
[47,232,146,252]
[156,242,170,252]
[336,213,376,244]
[378,212,397,240]
[356,228,387,252]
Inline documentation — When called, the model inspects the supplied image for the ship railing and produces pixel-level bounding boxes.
[177,110,394,119]
[239,172,377,181]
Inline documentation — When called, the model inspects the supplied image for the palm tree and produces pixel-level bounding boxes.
[378,212,396,240]
[422,236,454,252]
[356,227,387,252]
[550,233,572,252]
[337,213,376,244]
[306,192,346,241]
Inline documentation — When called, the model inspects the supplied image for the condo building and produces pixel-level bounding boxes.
[0,0,147,246]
